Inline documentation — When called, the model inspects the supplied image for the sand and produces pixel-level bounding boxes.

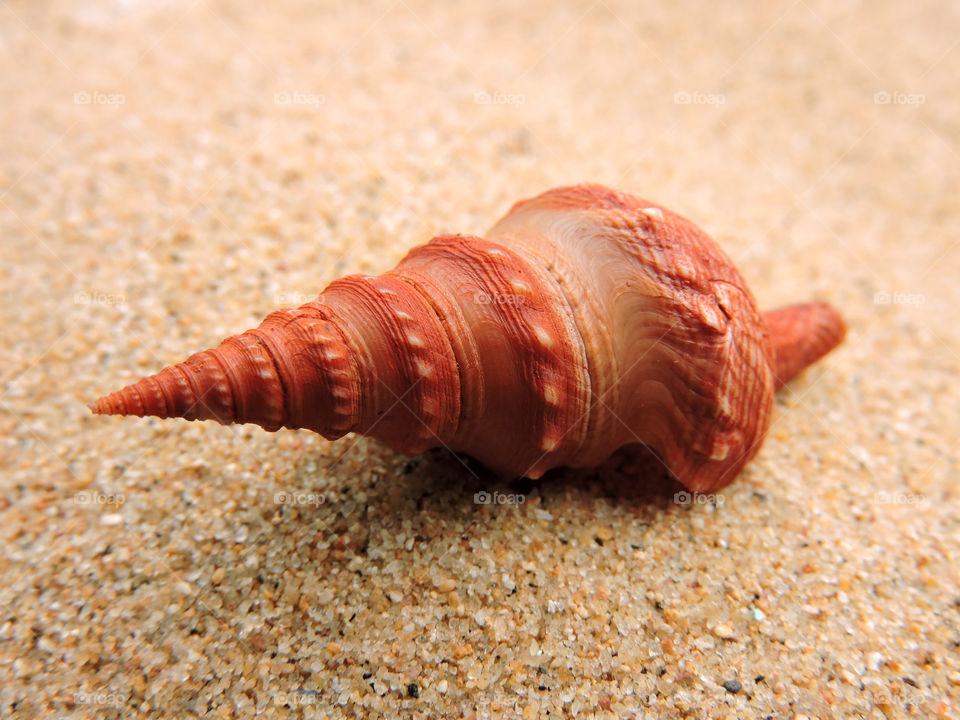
[1,0,959,717]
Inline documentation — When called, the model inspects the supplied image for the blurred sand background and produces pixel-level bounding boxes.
[2,0,959,717]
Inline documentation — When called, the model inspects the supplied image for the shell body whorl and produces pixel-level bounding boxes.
[90,184,846,491]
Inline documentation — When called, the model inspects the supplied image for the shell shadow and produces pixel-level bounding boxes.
[372,442,688,521]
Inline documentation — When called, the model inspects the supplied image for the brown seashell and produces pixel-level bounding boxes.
[90,184,845,491]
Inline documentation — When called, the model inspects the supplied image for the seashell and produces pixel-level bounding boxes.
[90,184,845,491]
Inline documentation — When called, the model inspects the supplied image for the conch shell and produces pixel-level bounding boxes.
[90,184,845,491]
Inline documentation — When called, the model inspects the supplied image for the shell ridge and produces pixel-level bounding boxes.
[197,349,236,423]
[505,242,593,469]
[246,328,292,429]
[392,272,467,443]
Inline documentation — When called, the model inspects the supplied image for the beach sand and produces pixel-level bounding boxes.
[2,0,958,717]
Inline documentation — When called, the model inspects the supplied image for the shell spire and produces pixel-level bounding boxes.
[90,184,846,491]
[88,305,362,436]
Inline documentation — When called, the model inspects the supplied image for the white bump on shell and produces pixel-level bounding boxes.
[532,325,554,348]
[543,384,559,405]
[710,442,731,461]
[510,279,531,294]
